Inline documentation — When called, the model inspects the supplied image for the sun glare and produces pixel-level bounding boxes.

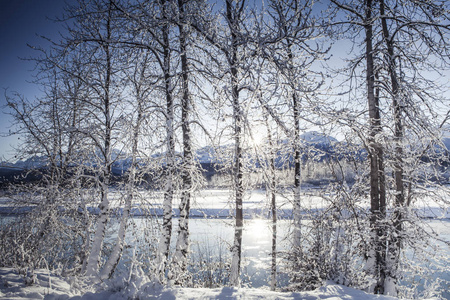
[248,125,267,149]
[245,219,271,241]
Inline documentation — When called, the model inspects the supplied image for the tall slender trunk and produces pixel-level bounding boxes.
[171,0,193,285]
[227,0,244,287]
[364,0,386,293]
[284,32,302,249]
[99,164,132,280]
[85,2,113,277]
[100,61,146,279]
[50,74,62,185]
[69,82,90,274]
[264,112,277,291]
[155,1,174,283]
[80,191,91,273]
[270,172,277,291]
[380,1,404,295]
[292,90,302,248]
[66,81,79,167]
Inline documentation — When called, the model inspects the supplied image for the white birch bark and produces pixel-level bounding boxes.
[265,112,277,291]
[292,92,302,249]
[155,111,174,283]
[155,1,175,282]
[171,0,193,285]
[99,186,131,280]
[84,1,114,277]
[100,68,145,278]
[227,0,244,287]
[85,182,110,277]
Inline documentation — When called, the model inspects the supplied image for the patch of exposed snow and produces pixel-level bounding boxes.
[1,188,448,219]
[0,268,425,300]
[0,268,80,299]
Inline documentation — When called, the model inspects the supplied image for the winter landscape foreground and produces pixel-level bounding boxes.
[0,268,410,300]
[0,189,449,299]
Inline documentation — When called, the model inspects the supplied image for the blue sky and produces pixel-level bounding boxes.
[0,1,448,161]
[0,0,75,160]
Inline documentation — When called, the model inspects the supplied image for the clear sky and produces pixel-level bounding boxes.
[0,0,75,161]
[0,1,448,161]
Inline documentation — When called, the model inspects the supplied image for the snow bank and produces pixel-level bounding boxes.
[145,284,401,300]
[0,268,413,300]
[0,268,79,299]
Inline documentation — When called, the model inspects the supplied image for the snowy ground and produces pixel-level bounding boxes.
[0,268,405,300]
[1,187,448,218]
[0,189,448,299]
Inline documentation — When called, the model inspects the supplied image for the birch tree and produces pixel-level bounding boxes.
[328,0,450,295]
[191,0,255,285]
[364,0,387,293]
[225,0,246,286]
[170,0,196,285]
[376,0,450,295]
[186,0,249,285]
[150,0,176,283]
[99,48,153,279]
[81,1,118,278]
[327,0,387,292]
[3,44,93,277]
[111,0,198,283]
[257,0,326,288]
[46,0,127,278]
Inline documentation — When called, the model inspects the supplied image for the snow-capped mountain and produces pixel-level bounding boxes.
[300,131,338,146]
[1,130,448,175]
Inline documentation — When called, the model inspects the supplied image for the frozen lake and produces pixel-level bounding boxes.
[1,187,448,218]
[109,217,449,290]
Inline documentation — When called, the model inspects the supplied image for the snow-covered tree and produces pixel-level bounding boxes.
[255,0,327,289]
[170,0,197,285]
[328,0,450,295]
[190,0,257,286]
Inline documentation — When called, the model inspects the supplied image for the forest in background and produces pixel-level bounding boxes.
[1,0,450,298]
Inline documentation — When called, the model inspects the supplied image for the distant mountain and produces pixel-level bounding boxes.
[300,131,337,146]
[196,146,217,164]
[0,131,355,170]
[1,130,448,181]
[9,156,48,169]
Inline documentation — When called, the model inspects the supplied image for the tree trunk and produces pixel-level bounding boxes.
[380,1,404,295]
[285,30,302,250]
[364,0,386,293]
[227,0,244,287]
[85,178,111,277]
[265,112,277,291]
[85,2,113,277]
[171,0,193,285]
[292,91,302,249]
[155,1,175,283]
[100,56,146,279]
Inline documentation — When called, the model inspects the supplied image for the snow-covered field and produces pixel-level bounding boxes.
[1,187,448,218]
[0,267,405,300]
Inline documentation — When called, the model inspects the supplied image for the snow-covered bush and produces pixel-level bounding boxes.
[189,236,230,288]
[0,185,91,276]
[284,182,369,291]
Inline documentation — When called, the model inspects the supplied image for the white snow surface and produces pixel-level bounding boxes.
[0,268,413,300]
[3,187,448,219]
